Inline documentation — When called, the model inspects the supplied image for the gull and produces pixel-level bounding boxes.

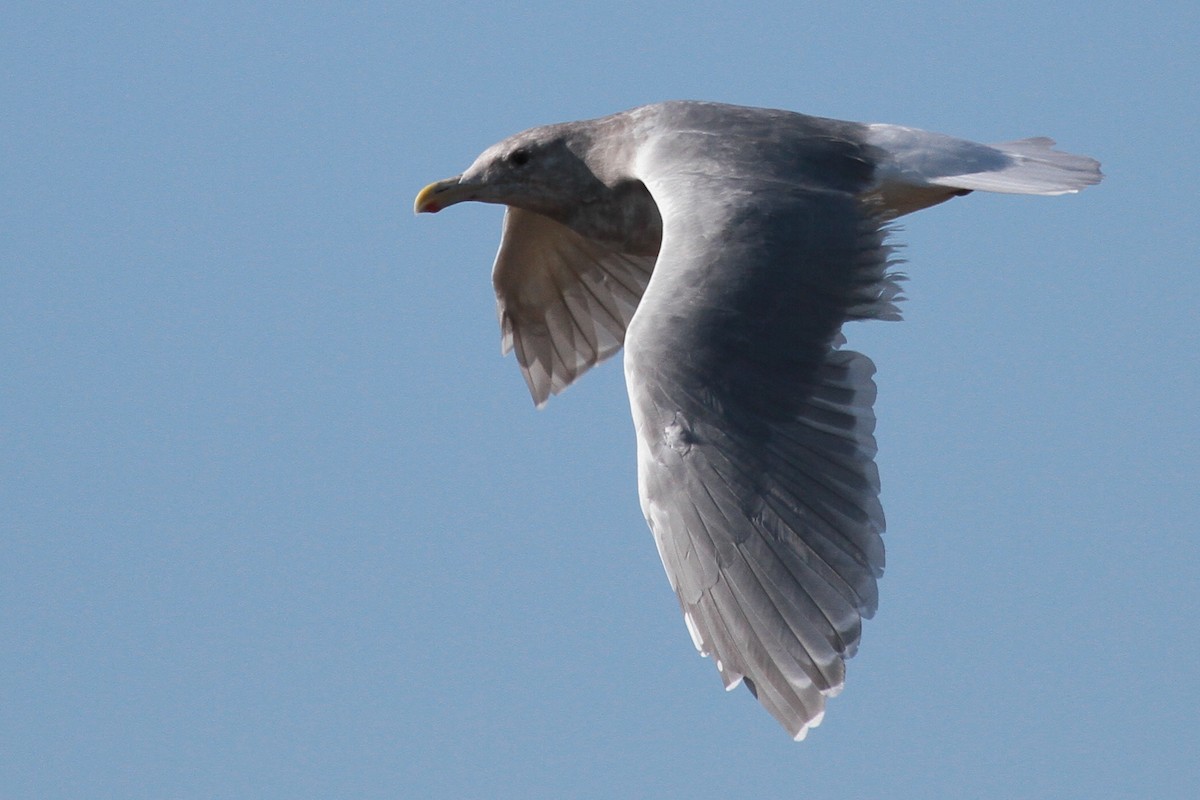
[415,101,1101,740]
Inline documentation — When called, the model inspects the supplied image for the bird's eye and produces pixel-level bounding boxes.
[508,148,530,167]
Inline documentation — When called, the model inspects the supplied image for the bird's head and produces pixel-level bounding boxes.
[414,123,609,219]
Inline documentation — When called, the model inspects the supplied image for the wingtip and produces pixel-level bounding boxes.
[791,709,825,742]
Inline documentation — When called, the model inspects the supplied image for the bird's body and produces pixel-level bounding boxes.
[415,101,1100,739]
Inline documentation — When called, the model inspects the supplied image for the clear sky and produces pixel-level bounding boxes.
[3,3,1198,799]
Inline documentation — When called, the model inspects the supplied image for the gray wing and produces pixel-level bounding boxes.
[492,207,657,406]
[625,151,898,739]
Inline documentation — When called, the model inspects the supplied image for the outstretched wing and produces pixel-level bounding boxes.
[625,132,897,739]
[492,207,657,406]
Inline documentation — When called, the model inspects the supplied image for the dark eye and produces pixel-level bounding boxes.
[508,148,530,166]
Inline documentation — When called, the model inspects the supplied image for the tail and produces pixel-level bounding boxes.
[865,123,1103,211]
[928,136,1103,195]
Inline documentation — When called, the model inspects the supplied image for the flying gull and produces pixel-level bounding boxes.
[414,100,1101,740]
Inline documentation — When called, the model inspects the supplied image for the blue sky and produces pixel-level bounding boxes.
[3,3,1198,798]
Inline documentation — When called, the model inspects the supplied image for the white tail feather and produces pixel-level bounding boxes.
[929,137,1102,195]
[867,123,1102,202]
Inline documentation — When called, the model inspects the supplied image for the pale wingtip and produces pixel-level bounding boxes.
[792,709,826,742]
